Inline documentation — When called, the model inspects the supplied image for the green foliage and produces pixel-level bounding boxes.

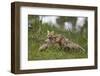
[28,15,88,61]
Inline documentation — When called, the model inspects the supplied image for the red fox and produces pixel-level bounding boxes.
[39,30,85,52]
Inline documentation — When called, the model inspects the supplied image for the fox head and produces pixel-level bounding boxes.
[47,30,56,44]
[47,30,55,38]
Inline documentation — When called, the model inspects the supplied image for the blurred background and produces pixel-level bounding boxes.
[28,15,88,33]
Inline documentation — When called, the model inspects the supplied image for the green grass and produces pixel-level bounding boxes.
[28,23,88,61]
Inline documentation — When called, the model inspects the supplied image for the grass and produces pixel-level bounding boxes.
[28,22,88,61]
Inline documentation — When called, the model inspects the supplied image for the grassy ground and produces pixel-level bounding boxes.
[28,22,88,61]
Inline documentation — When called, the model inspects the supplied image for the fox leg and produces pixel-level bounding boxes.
[39,43,49,51]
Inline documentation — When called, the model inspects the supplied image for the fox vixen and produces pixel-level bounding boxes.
[39,30,85,52]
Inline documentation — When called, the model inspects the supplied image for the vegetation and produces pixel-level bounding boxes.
[28,15,88,61]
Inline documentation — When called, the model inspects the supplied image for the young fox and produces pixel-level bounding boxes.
[39,30,85,52]
[53,34,85,51]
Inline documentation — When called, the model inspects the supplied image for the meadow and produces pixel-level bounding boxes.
[28,15,88,60]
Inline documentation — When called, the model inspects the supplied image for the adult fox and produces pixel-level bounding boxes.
[39,30,85,52]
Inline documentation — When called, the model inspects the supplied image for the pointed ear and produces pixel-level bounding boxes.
[47,30,50,35]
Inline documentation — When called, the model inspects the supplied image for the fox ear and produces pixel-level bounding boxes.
[47,30,50,35]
